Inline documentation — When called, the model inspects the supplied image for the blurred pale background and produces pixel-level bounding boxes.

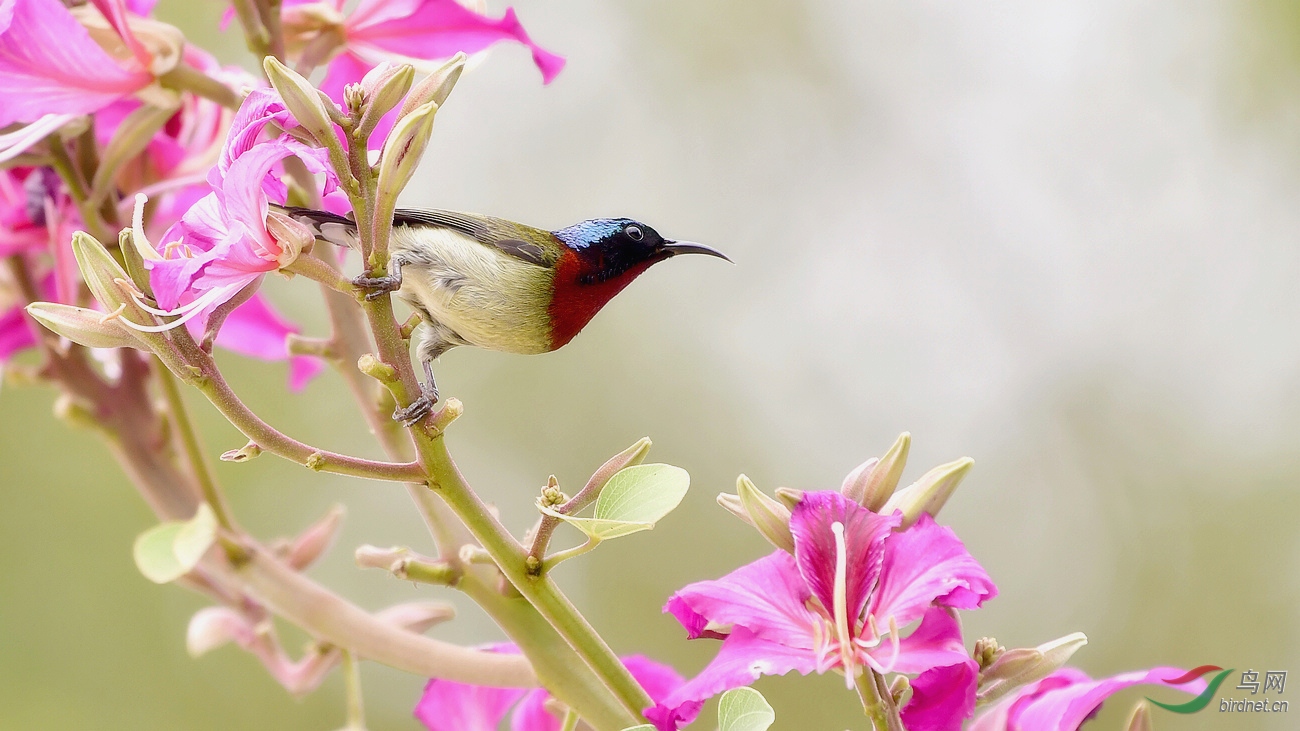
[2,0,1298,729]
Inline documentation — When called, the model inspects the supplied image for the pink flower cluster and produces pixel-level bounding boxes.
[0,0,563,388]
[410,466,1209,730]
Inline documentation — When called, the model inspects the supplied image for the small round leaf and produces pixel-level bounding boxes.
[539,464,689,540]
[718,687,776,731]
[133,504,217,583]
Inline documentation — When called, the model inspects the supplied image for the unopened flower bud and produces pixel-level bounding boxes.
[1125,701,1152,731]
[977,632,1088,704]
[774,486,804,510]
[376,100,437,213]
[539,475,566,508]
[69,231,167,351]
[286,504,345,570]
[733,475,795,553]
[846,432,911,510]
[840,456,877,502]
[186,607,254,658]
[882,456,973,528]
[973,636,1005,671]
[263,56,338,148]
[25,302,141,350]
[344,83,366,117]
[889,674,911,707]
[399,53,467,119]
[981,648,1043,683]
[357,62,415,136]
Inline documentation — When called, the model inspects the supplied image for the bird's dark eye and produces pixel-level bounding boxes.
[625,224,644,241]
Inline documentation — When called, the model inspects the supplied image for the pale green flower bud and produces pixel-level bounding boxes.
[375,100,437,218]
[399,53,467,120]
[883,456,973,528]
[68,231,167,352]
[734,475,795,553]
[844,432,910,510]
[263,56,338,148]
[978,632,1088,705]
[25,302,141,350]
[357,62,415,137]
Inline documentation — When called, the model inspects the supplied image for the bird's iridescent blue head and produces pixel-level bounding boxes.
[553,218,729,285]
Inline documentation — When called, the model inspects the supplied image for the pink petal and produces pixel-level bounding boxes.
[624,655,689,705]
[789,491,899,623]
[214,293,324,391]
[879,606,970,675]
[0,0,151,126]
[346,0,564,84]
[1008,667,1208,731]
[0,303,36,360]
[665,551,815,648]
[649,628,813,731]
[900,659,979,731]
[414,644,528,731]
[508,688,561,731]
[415,679,528,731]
[867,514,996,630]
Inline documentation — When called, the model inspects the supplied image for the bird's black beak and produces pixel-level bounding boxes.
[661,240,732,262]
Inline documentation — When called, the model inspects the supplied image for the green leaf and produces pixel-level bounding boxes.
[618,726,654,731]
[133,504,218,583]
[539,464,689,540]
[718,687,776,731]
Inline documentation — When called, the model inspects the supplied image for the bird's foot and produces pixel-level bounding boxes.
[392,381,439,427]
[352,273,401,301]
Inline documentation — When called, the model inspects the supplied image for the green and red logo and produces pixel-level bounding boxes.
[1147,665,1234,714]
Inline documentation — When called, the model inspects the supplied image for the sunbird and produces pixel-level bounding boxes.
[286,207,730,424]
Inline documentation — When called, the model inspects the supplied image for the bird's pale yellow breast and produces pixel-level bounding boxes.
[390,226,556,354]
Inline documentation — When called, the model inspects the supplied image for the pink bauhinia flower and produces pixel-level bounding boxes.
[275,0,563,143]
[125,89,332,334]
[414,646,687,731]
[969,666,1209,731]
[0,0,181,161]
[113,89,330,389]
[652,491,996,731]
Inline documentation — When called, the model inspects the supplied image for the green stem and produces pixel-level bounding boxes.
[856,670,905,731]
[154,359,237,532]
[187,361,426,482]
[542,538,601,571]
[342,650,366,730]
[310,250,638,729]
[285,253,358,296]
[49,139,115,245]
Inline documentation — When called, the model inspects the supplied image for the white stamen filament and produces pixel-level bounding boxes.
[118,284,232,333]
[831,521,857,688]
[131,194,164,261]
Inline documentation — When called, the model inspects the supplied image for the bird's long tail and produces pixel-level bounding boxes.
[277,205,359,249]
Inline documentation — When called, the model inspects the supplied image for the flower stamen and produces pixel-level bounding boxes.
[831,521,857,687]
